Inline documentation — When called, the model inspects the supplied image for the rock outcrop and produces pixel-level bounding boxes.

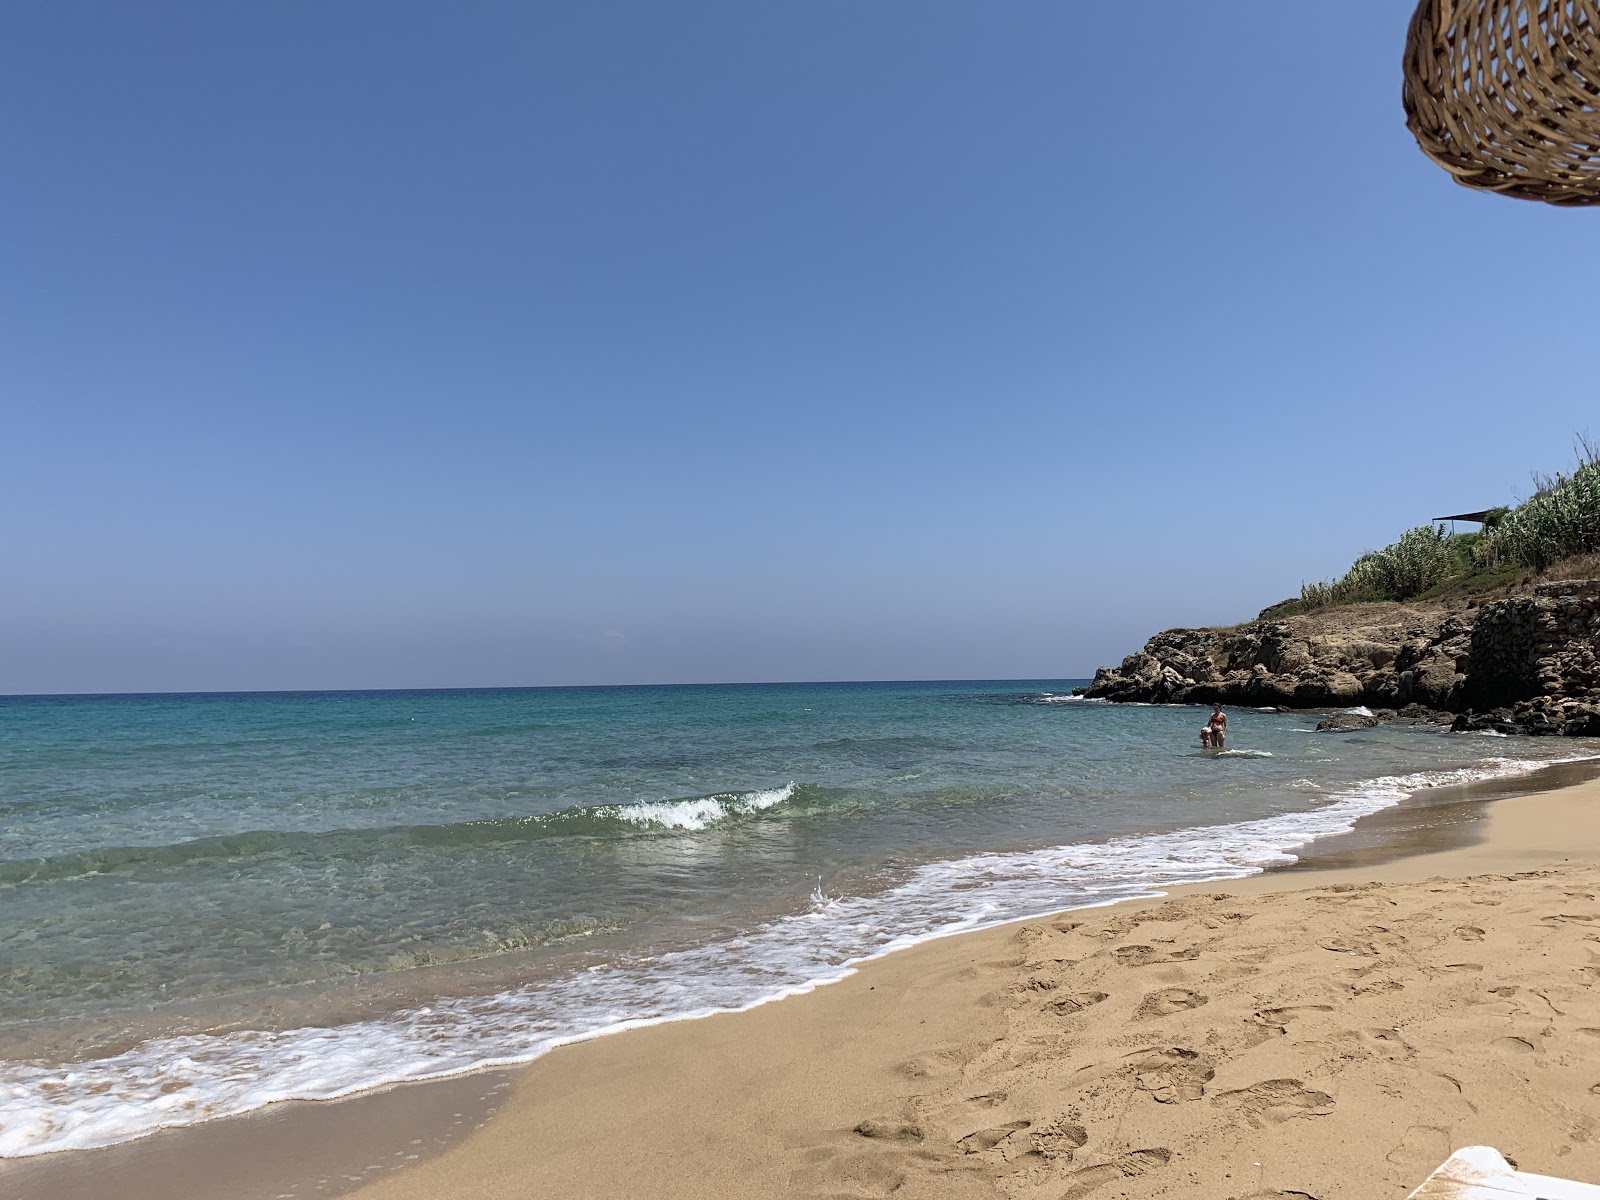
[1085,581,1600,737]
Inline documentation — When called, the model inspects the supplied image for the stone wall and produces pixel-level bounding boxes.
[1456,582,1600,734]
[1463,595,1558,708]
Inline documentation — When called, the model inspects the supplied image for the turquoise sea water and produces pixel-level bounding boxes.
[1,682,1593,1156]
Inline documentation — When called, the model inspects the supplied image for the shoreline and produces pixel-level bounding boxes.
[348,770,1600,1200]
[8,752,1600,1199]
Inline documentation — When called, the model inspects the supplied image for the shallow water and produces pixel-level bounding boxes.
[1,682,1593,1155]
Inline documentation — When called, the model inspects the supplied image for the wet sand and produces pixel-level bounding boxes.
[1281,756,1600,872]
[9,767,1600,1200]
[0,1072,513,1200]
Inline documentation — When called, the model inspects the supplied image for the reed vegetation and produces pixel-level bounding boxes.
[1299,524,1459,609]
[1478,453,1600,571]
[1296,440,1599,611]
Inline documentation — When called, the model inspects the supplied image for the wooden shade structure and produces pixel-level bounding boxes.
[1403,0,1600,205]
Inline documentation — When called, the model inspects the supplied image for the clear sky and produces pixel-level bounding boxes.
[3,2,1596,693]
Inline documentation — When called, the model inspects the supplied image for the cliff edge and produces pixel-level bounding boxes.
[1084,581,1600,736]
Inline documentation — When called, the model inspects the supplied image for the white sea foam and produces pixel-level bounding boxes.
[605,783,795,831]
[1215,749,1274,758]
[809,876,838,912]
[1345,706,1376,717]
[0,755,1587,1158]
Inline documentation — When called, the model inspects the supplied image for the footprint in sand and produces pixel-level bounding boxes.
[1031,1119,1089,1162]
[1244,1005,1334,1048]
[1135,987,1208,1020]
[853,1119,923,1142]
[963,1091,1007,1108]
[955,1120,1029,1154]
[1328,1027,1414,1062]
[1495,1035,1538,1054]
[1127,1046,1215,1103]
[1319,937,1379,957]
[1113,945,1160,966]
[1455,925,1486,940]
[1213,1079,1335,1127]
[1114,944,1197,967]
[1248,1005,1334,1040]
[1048,991,1109,1016]
[789,1148,907,1197]
[896,1044,983,1079]
[1349,978,1404,998]
[1385,1123,1452,1173]
[1014,976,1060,993]
[1061,1148,1172,1198]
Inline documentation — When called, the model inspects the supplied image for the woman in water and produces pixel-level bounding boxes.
[1206,703,1227,751]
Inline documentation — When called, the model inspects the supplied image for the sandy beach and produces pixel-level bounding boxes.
[340,773,1600,1200]
[9,768,1600,1200]
[8,2,1600,1196]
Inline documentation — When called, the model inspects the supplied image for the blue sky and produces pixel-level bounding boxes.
[3,1,1595,693]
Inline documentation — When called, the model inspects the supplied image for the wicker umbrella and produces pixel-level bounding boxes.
[1403,0,1600,205]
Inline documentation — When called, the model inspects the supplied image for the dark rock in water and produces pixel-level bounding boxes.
[1315,713,1380,732]
[1451,709,1523,736]
[1084,580,1600,737]
[1070,686,1088,696]
[1453,699,1600,738]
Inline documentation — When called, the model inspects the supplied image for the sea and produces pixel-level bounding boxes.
[1,681,1594,1158]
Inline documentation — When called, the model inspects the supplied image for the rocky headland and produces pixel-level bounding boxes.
[1084,580,1600,736]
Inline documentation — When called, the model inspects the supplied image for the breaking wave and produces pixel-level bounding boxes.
[0,784,801,887]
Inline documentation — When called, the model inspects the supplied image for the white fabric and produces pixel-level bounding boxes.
[1408,1145,1600,1199]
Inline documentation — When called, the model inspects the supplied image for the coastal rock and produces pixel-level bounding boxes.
[1314,713,1380,732]
[1086,581,1600,736]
